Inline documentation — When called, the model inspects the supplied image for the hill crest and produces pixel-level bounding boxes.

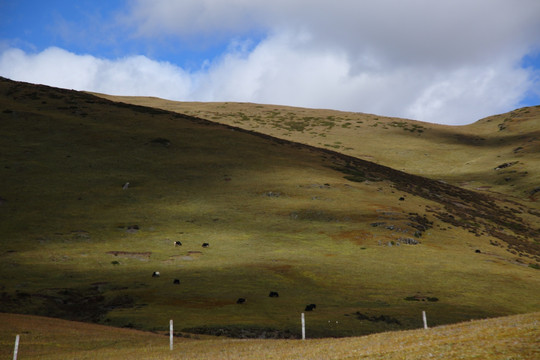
[93,92,540,202]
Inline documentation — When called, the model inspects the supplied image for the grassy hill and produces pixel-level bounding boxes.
[0,77,539,342]
[96,95,540,202]
[1,312,538,359]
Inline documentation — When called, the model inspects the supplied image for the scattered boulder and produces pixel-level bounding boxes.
[494,161,518,170]
[398,237,420,245]
[126,225,139,234]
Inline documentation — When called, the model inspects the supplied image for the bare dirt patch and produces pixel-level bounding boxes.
[106,251,151,260]
[331,230,373,245]
[256,263,294,275]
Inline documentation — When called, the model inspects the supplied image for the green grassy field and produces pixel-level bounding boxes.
[0,78,539,344]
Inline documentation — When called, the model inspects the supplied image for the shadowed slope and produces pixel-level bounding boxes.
[97,95,540,202]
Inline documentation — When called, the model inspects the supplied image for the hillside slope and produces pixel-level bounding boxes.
[0,77,539,338]
[1,312,539,359]
[96,95,540,203]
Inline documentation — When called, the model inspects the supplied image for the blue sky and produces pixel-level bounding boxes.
[1,0,539,125]
[0,1,228,68]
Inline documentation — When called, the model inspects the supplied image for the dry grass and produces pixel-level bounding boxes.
[1,312,538,359]
[96,95,540,203]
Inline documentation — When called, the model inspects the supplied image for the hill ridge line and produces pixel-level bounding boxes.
[88,90,539,257]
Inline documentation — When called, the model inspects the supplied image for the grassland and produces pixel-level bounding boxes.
[97,95,540,202]
[0,77,539,348]
[1,312,538,359]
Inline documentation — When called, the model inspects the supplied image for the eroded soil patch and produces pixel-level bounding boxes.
[106,251,152,260]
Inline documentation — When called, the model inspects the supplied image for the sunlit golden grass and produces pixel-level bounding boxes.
[97,95,540,202]
[1,312,538,359]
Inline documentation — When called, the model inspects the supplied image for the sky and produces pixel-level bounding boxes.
[1,1,539,125]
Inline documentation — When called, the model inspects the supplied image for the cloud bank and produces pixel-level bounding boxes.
[2,0,540,125]
[0,47,192,99]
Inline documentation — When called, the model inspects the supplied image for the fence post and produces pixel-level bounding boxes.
[170,319,174,350]
[422,311,428,329]
[301,313,305,340]
[13,335,20,360]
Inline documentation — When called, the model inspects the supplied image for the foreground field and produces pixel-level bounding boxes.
[1,312,538,359]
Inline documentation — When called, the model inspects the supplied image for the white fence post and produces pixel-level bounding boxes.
[13,335,20,360]
[301,313,306,340]
[422,311,428,329]
[170,319,174,350]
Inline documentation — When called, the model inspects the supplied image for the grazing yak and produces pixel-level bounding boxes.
[152,271,160,278]
[236,298,246,304]
[202,243,210,248]
[269,291,279,298]
[305,304,316,311]
[173,279,180,284]
[174,241,182,246]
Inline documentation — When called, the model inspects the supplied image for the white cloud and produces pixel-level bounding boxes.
[1,0,539,125]
[0,39,534,125]
[404,62,531,124]
[0,47,192,99]
[125,0,540,65]
[193,33,531,124]
[119,0,540,124]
